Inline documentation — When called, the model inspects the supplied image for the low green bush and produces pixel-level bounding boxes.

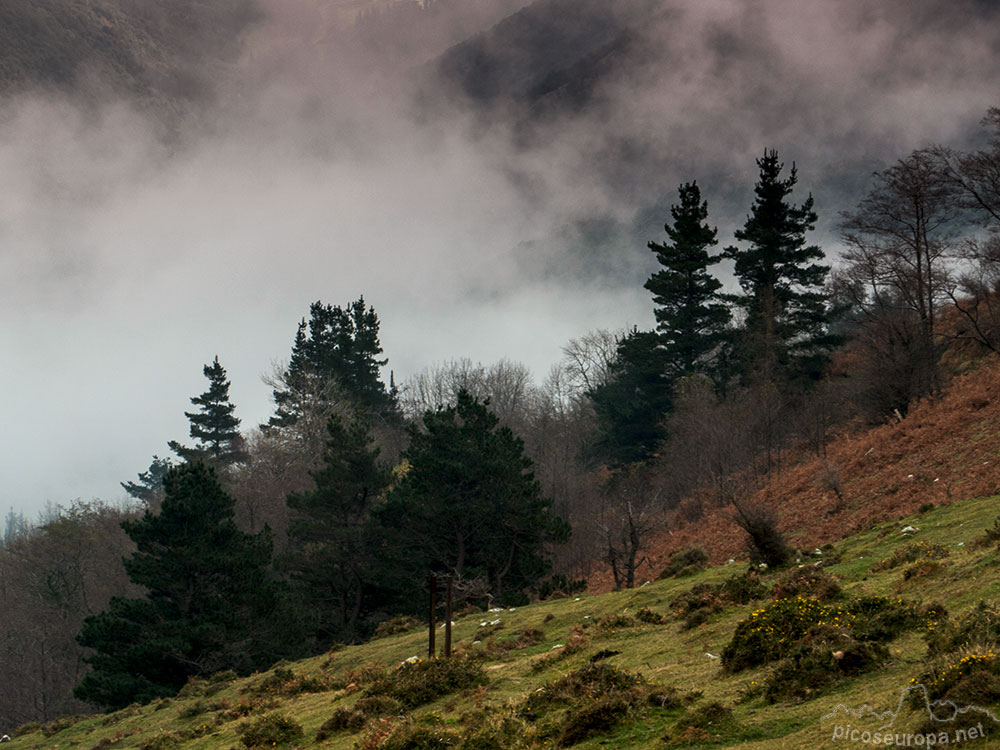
[372,615,422,640]
[927,601,1000,656]
[872,541,950,571]
[658,547,709,579]
[237,713,303,748]
[771,566,841,601]
[724,595,945,673]
[909,649,1000,707]
[365,655,485,709]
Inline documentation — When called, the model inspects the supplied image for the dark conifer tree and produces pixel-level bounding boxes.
[269,297,395,428]
[587,329,671,467]
[372,391,569,609]
[75,464,308,710]
[121,455,173,507]
[724,150,835,382]
[169,357,244,465]
[645,182,731,383]
[282,412,390,644]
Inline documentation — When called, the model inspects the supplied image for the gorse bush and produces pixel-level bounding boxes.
[910,649,1000,707]
[751,627,889,702]
[723,596,835,671]
[722,595,944,672]
[927,600,1000,656]
[844,596,945,642]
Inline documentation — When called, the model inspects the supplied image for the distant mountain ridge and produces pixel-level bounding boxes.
[0,0,261,104]
[432,0,665,115]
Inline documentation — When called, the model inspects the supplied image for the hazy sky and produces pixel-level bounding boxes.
[2,0,998,520]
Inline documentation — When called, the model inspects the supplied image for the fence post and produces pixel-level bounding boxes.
[444,575,453,658]
[428,573,437,659]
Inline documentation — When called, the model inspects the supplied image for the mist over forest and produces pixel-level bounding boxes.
[2,0,997,514]
[2,0,1000,732]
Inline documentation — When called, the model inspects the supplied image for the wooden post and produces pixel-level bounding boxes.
[444,575,453,658]
[428,573,437,659]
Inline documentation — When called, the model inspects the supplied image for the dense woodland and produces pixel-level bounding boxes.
[2,108,999,728]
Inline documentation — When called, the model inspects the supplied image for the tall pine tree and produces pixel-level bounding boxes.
[282,412,390,644]
[587,329,671,466]
[645,181,731,384]
[75,463,307,709]
[724,151,834,383]
[269,297,395,428]
[169,356,244,466]
[372,391,569,608]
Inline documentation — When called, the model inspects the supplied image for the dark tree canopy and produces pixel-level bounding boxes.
[373,390,569,608]
[121,455,173,507]
[75,463,306,710]
[724,150,835,383]
[645,181,731,383]
[587,329,672,467]
[169,356,244,466]
[269,297,395,428]
[282,412,391,644]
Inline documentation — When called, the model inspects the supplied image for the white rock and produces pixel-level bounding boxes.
[901,525,918,533]
[705,653,719,659]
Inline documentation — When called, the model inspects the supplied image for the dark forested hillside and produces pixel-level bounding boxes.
[0,0,260,102]
[432,0,662,115]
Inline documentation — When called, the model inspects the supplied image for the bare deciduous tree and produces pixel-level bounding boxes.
[597,467,667,589]
[839,149,961,407]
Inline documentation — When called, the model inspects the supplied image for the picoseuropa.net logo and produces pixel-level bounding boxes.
[822,683,999,746]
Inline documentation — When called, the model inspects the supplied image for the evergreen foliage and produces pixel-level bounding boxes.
[75,463,307,710]
[269,298,395,429]
[373,390,569,608]
[588,330,671,467]
[645,182,731,383]
[168,357,244,466]
[120,455,173,506]
[283,412,391,644]
[724,150,835,383]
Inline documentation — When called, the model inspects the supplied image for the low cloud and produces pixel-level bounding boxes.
[1,0,997,515]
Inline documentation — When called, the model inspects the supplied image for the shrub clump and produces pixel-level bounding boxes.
[372,615,422,640]
[242,666,332,697]
[596,613,636,633]
[237,713,304,748]
[520,663,669,747]
[316,695,405,740]
[716,570,770,604]
[365,656,485,709]
[635,606,667,625]
[771,566,842,602]
[733,501,793,568]
[670,583,723,630]
[751,626,890,703]
[909,649,1000,708]
[536,574,587,600]
[975,515,1000,547]
[666,702,748,746]
[723,595,944,673]
[926,600,1000,656]
[658,547,709,579]
[671,572,769,630]
[872,541,950,571]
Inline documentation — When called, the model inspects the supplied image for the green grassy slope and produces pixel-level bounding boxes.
[11,494,1000,749]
